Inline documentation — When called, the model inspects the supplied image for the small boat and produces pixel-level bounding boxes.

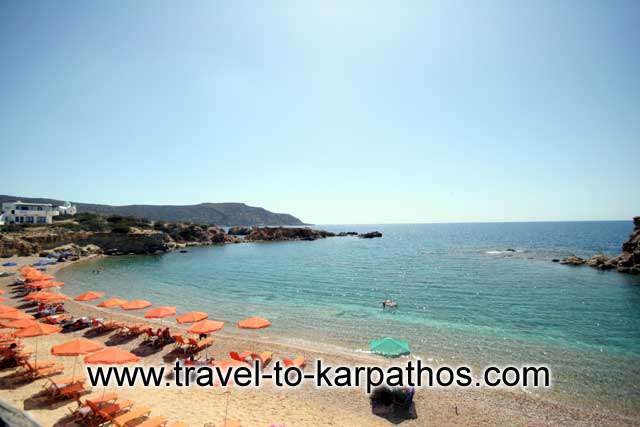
[179,250,188,253]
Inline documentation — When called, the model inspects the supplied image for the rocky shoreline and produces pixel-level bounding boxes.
[0,222,382,258]
[556,216,640,274]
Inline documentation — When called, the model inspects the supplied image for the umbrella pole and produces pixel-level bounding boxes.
[34,337,38,366]
[72,355,77,380]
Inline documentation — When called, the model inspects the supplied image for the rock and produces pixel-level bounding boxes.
[551,259,560,263]
[337,232,358,237]
[0,234,40,257]
[244,227,335,242]
[505,248,516,252]
[560,255,585,265]
[227,226,252,236]
[586,254,609,269]
[359,231,383,239]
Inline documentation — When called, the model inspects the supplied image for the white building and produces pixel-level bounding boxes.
[0,201,76,225]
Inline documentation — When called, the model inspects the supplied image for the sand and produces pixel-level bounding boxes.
[0,255,638,427]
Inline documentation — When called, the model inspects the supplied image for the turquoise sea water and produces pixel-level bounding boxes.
[58,222,640,416]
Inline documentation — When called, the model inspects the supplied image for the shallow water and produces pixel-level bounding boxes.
[58,222,640,416]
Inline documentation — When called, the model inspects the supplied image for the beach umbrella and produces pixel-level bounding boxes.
[237,317,271,330]
[84,347,140,364]
[188,320,224,335]
[74,291,106,302]
[0,290,5,295]
[1,262,17,267]
[0,311,34,321]
[84,347,140,397]
[14,323,61,365]
[51,338,104,380]
[1,319,38,329]
[176,311,208,324]
[26,281,64,290]
[121,300,152,311]
[0,297,6,303]
[25,291,69,302]
[144,306,176,319]
[97,297,126,308]
[0,305,18,314]
[369,337,410,358]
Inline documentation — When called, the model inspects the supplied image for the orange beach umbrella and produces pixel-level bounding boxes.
[1,319,38,329]
[0,290,5,295]
[0,297,6,303]
[26,281,64,289]
[74,291,106,302]
[188,320,224,335]
[176,311,208,324]
[84,347,140,364]
[97,297,127,308]
[0,311,34,321]
[52,338,105,380]
[121,300,152,311]
[237,317,271,330]
[51,338,104,356]
[14,323,61,364]
[144,306,176,319]
[0,305,19,314]
[25,291,69,302]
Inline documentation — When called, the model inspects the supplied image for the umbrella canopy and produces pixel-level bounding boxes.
[237,317,271,330]
[0,305,18,314]
[369,337,410,358]
[51,338,104,356]
[0,290,5,295]
[74,291,106,302]
[97,298,127,308]
[188,320,224,334]
[84,347,140,364]
[0,311,35,321]
[121,300,152,311]
[2,319,38,329]
[0,297,6,303]
[144,306,176,319]
[176,311,208,324]
[26,281,64,289]
[25,291,69,302]
[1,262,17,267]
[14,323,62,338]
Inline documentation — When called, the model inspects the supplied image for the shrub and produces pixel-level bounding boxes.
[111,225,131,234]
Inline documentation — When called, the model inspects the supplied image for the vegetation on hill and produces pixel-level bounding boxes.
[0,195,305,226]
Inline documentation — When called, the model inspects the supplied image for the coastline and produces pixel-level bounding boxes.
[1,255,639,426]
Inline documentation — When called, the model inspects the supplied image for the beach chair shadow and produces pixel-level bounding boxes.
[161,348,182,364]
[23,390,75,411]
[132,345,163,358]
[105,334,139,346]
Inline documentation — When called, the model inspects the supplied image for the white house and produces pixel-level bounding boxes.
[0,201,77,225]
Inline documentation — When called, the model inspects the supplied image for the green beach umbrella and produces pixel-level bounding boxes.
[370,337,410,358]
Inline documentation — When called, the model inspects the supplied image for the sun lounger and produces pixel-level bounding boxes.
[229,351,252,362]
[283,356,306,369]
[48,382,90,401]
[43,375,85,394]
[187,337,212,353]
[173,335,190,351]
[113,405,152,427]
[103,321,125,331]
[85,399,135,424]
[250,351,273,367]
[137,416,168,427]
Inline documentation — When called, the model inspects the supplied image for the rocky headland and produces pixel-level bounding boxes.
[0,214,382,258]
[558,216,640,274]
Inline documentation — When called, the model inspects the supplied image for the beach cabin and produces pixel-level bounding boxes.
[0,201,75,225]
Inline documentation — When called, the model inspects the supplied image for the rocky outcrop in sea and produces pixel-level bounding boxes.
[559,216,640,274]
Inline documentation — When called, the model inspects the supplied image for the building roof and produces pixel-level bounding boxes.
[3,201,54,207]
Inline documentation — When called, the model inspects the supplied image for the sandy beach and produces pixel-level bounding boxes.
[0,255,638,427]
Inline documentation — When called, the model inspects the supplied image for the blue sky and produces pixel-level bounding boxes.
[1,1,638,224]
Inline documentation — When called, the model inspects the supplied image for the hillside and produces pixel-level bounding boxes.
[0,195,305,226]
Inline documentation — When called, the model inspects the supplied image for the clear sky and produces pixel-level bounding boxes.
[1,1,639,224]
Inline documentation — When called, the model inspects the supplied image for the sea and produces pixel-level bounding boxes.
[58,221,640,417]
